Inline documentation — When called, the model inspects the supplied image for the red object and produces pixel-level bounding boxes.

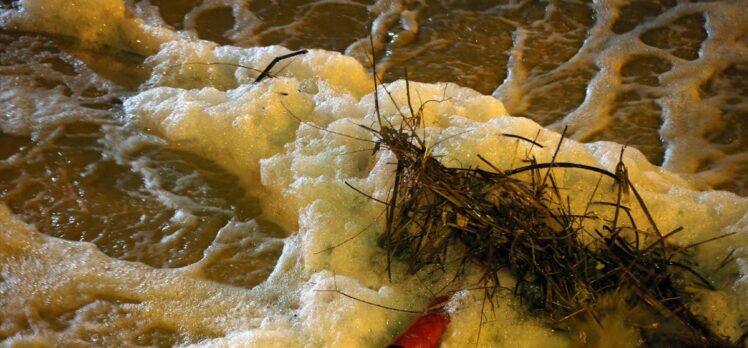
[388,296,451,348]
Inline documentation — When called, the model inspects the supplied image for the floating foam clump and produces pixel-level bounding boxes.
[0,0,174,55]
[122,40,748,345]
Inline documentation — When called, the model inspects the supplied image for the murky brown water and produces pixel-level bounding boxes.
[0,13,297,286]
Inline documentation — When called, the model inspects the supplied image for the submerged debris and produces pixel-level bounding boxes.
[362,74,743,347]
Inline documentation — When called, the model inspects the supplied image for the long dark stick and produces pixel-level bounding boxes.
[254,49,308,83]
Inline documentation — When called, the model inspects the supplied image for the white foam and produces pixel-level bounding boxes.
[81,41,748,345]
[0,0,175,56]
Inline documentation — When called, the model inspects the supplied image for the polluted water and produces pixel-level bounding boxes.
[0,0,747,347]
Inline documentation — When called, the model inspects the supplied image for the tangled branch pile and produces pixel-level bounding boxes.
[368,78,742,347]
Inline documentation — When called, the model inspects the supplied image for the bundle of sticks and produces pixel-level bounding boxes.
[366,76,742,347]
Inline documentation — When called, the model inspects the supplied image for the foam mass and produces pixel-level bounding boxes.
[8,39,747,346]
[0,0,175,55]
